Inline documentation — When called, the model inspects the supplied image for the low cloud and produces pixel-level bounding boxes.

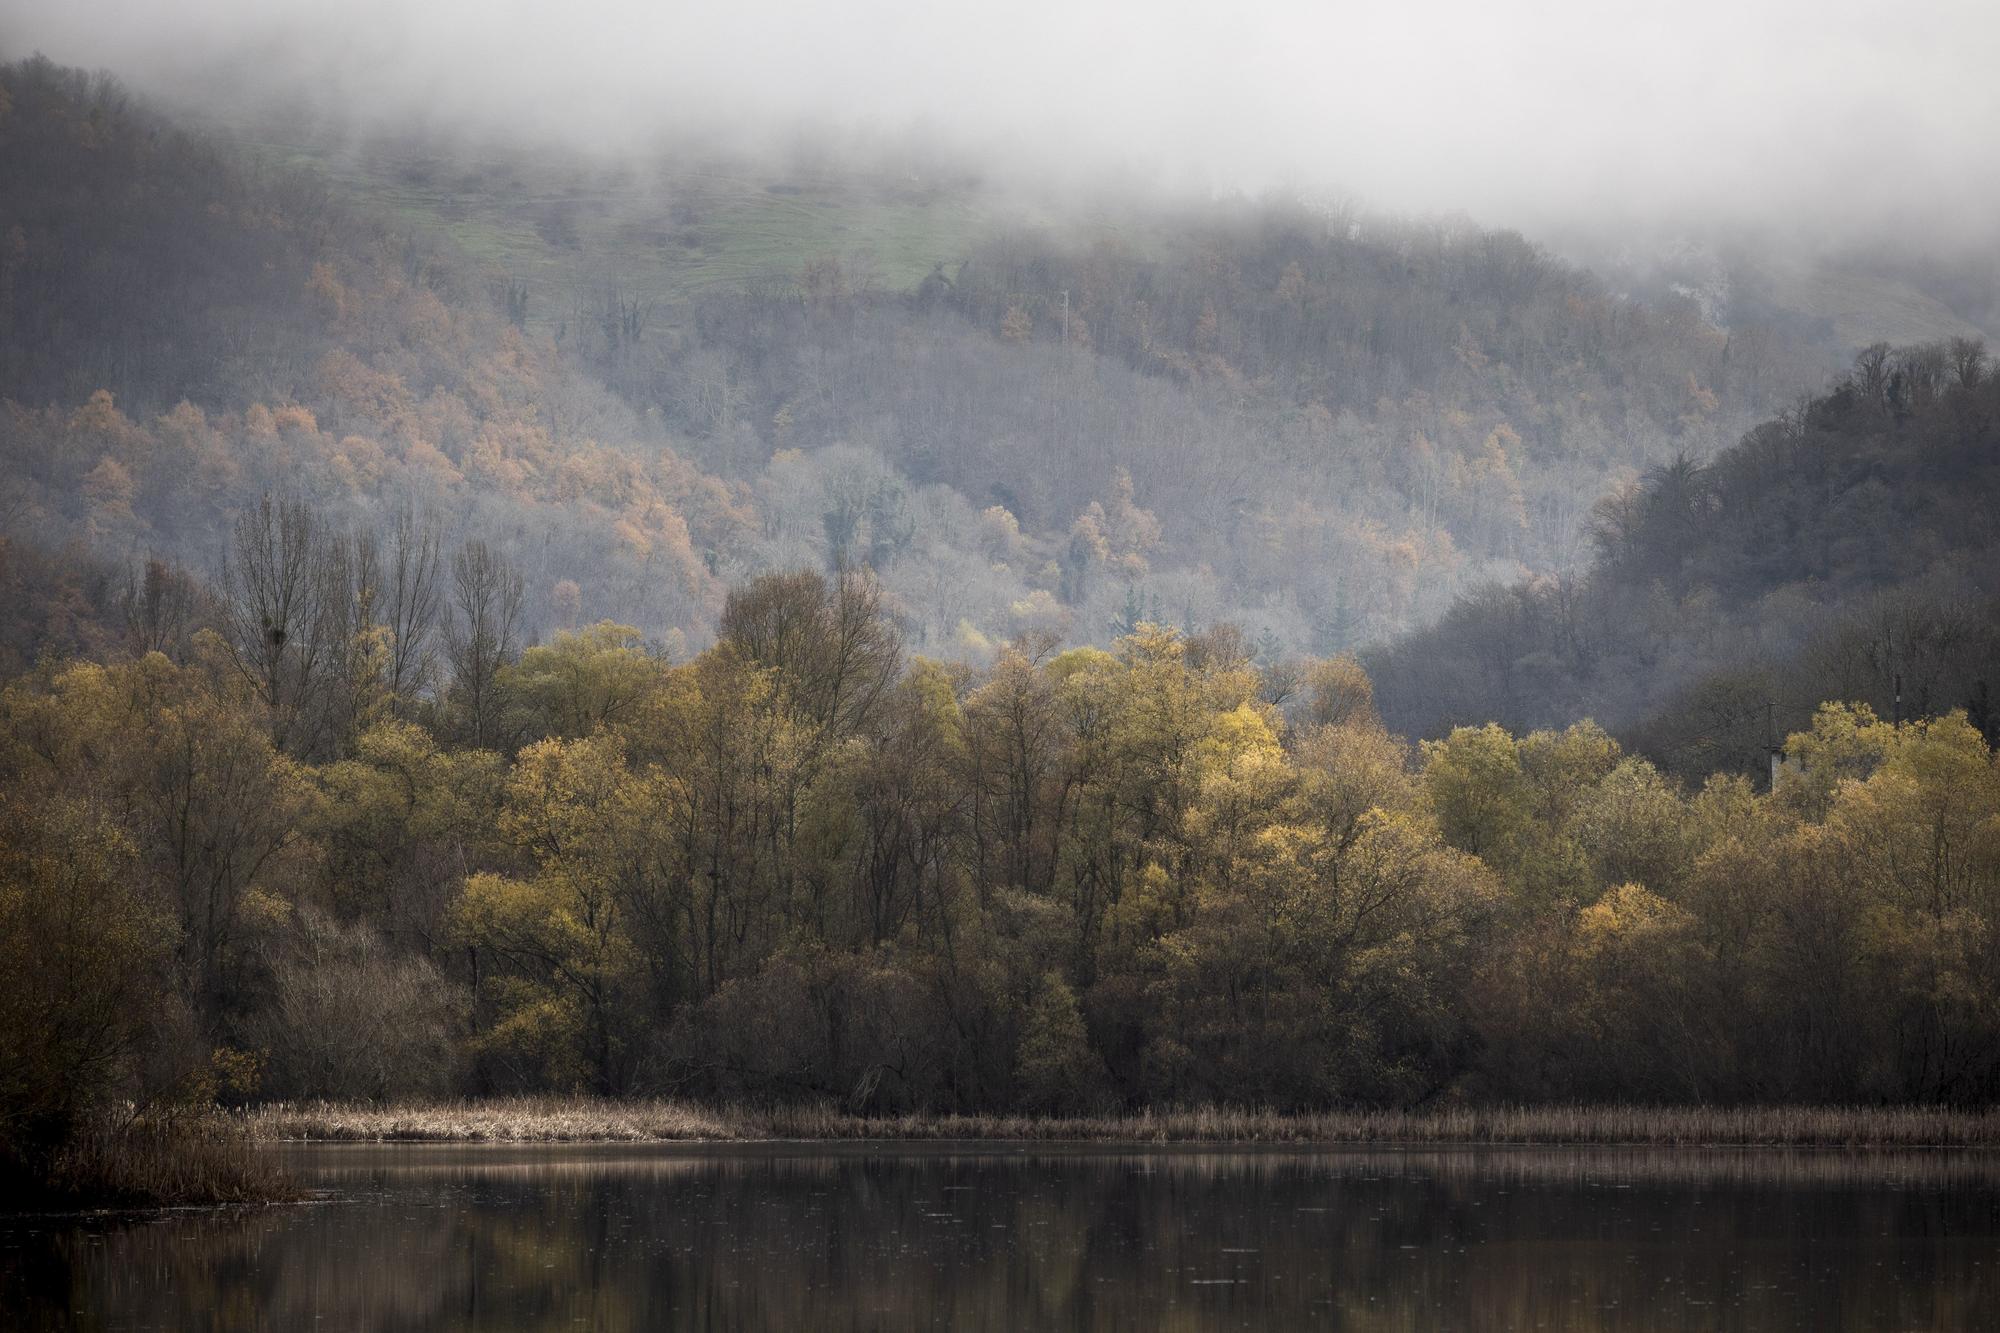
[4,0,1996,246]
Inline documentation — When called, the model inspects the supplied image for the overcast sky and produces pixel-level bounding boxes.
[4,0,1997,245]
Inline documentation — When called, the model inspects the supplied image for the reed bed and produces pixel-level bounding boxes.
[24,1114,299,1209]
[245,1098,2000,1148]
[262,1145,2000,1194]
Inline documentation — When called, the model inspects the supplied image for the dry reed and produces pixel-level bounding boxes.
[24,1114,299,1209]
[244,1098,2000,1148]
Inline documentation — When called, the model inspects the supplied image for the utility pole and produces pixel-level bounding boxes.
[1061,288,1069,348]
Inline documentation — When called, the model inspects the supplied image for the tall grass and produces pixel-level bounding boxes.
[245,1098,2000,1148]
[16,1114,298,1210]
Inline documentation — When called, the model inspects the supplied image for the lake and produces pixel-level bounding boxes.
[5,1144,1998,1329]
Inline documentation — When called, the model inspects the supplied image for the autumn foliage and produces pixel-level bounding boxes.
[3,556,1997,1163]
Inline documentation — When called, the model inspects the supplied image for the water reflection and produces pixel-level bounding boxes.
[6,1145,1998,1330]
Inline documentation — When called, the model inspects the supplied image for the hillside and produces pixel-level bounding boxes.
[1368,343,2000,775]
[0,55,1835,669]
[4,30,2000,1223]
[1555,229,2000,379]
[224,121,1007,333]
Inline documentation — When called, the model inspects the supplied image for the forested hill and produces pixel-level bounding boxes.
[1368,342,2000,776]
[0,55,744,662]
[8,57,2000,1194]
[1,54,1822,670]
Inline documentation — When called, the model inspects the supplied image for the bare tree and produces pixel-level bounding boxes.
[1892,341,1949,415]
[719,568,902,740]
[322,526,386,749]
[122,555,203,660]
[379,505,446,708]
[221,494,345,755]
[1948,336,1987,390]
[1854,342,1893,406]
[444,539,524,749]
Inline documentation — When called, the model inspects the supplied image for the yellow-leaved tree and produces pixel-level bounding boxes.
[454,733,662,1092]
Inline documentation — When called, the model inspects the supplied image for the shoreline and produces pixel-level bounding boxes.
[241,1099,2000,1149]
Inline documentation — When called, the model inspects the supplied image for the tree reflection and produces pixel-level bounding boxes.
[7,1148,1998,1330]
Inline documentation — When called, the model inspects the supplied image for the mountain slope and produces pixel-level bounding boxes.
[1367,342,2000,774]
[0,55,1841,666]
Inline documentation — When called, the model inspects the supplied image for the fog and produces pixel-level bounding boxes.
[3,0,1995,246]
[10,0,2000,1175]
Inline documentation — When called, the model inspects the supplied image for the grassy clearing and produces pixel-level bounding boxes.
[1753,261,1989,349]
[245,1098,2000,1148]
[228,125,1002,331]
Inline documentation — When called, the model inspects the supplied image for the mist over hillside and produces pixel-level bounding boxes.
[0,53,1841,674]
[3,9,1995,732]
[1368,351,2000,768]
[5,5,2000,1221]
[12,0,2000,239]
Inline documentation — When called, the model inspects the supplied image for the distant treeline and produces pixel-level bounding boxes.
[5,507,1999,1189]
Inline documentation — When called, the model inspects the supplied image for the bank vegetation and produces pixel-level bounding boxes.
[250,1099,2000,1148]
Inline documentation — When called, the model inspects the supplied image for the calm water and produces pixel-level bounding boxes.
[5,1144,1999,1330]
